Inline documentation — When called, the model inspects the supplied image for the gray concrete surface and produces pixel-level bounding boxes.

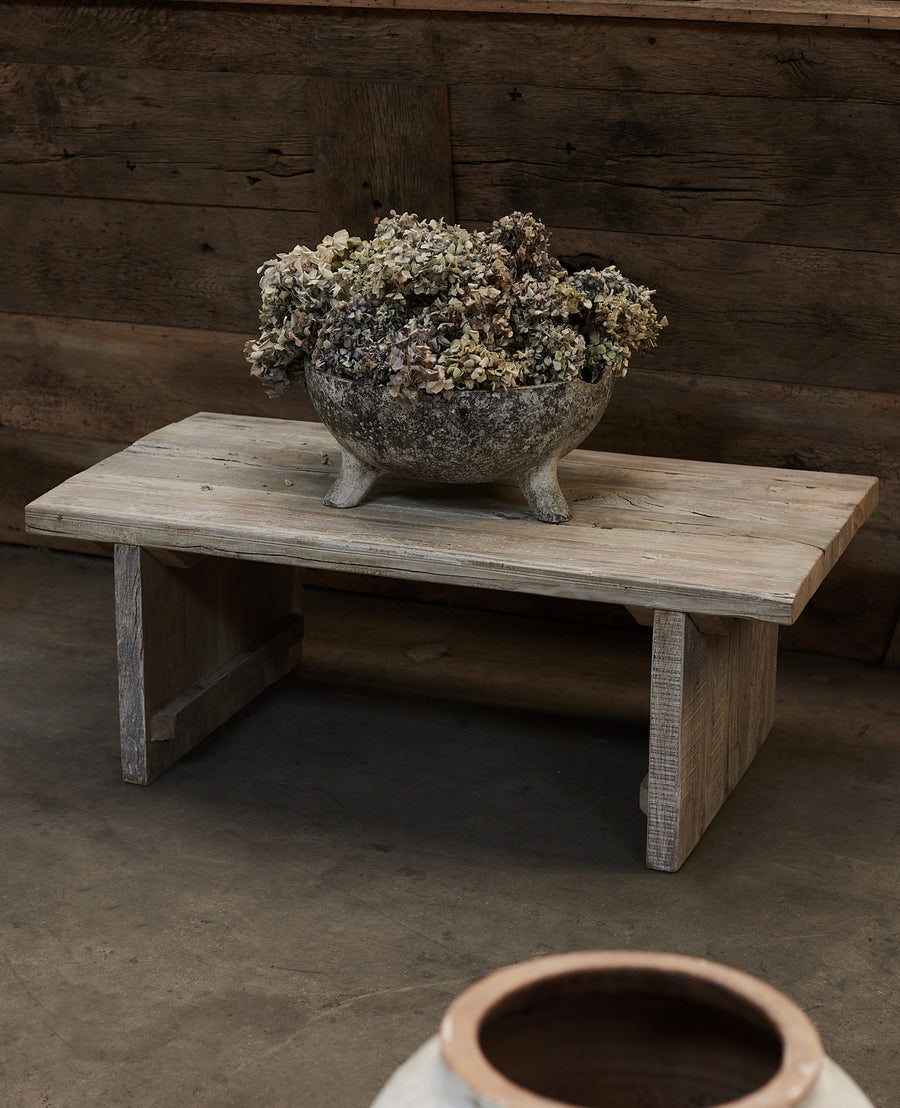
[1,544,897,1107]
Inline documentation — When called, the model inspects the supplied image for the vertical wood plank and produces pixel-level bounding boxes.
[725,618,778,789]
[114,544,149,783]
[647,611,778,870]
[139,553,299,718]
[113,547,304,784]
[308,78,454,238]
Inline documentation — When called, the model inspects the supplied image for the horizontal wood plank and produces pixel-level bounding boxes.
[5,314,895,659]
[0,314,317,441]
[0,195,318,332]
[3,0,896,666]
[451,86,899,253]
[0,63,315,210]
[25,413,877,625]
[3,7,897,102]
[309,526,900,664]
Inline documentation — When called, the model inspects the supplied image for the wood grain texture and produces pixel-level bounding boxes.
[4,50,897,257]
[0,63,315,209]
[591,371,900,528]
[647,611,778,870]
[2,7,897,392]
[3,8,897,101]
[6,417,893,662]
[0,314,317,441]
[3,202,898,391]
[628,605,741,637]
[114,545,303,783]
[309,79,453,238]
[451,86,899,254]
[25,413,878,625]
[0,196,318,333]
[114,544,148,783]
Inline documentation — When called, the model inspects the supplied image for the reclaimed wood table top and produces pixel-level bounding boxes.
[25,412,878,626]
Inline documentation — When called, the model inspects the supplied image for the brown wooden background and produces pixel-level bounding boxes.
[1,1,897,662]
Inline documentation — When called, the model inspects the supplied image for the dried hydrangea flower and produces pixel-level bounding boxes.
[246,212,666,400]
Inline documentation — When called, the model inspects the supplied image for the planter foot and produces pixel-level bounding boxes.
[325,448,380,508]
[519,458,570,523]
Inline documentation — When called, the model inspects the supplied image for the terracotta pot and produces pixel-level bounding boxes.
[304,365,617,523]
[370,951,873,1108]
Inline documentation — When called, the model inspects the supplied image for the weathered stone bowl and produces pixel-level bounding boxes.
[305,363,617,523]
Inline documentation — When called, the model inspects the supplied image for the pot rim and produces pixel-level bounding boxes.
[305,365,615,395]
[440,950,823,1108]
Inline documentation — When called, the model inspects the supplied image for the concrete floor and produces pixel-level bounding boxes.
[1,543,897,1107]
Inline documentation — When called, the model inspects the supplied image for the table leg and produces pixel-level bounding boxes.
[646,611,778,871]
[114,545,304,784]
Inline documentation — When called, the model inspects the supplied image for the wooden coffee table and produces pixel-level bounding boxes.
[25,412,878,870]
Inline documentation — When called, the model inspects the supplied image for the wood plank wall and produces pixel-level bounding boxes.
[1,3,897,662]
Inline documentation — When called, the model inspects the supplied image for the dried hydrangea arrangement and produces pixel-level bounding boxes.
[246,211,666,405]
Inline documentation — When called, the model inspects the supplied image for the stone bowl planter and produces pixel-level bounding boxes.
[370,951,873,1108]
[305,364,617,523]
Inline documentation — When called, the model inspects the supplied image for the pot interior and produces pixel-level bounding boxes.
[477,967,783,1108]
